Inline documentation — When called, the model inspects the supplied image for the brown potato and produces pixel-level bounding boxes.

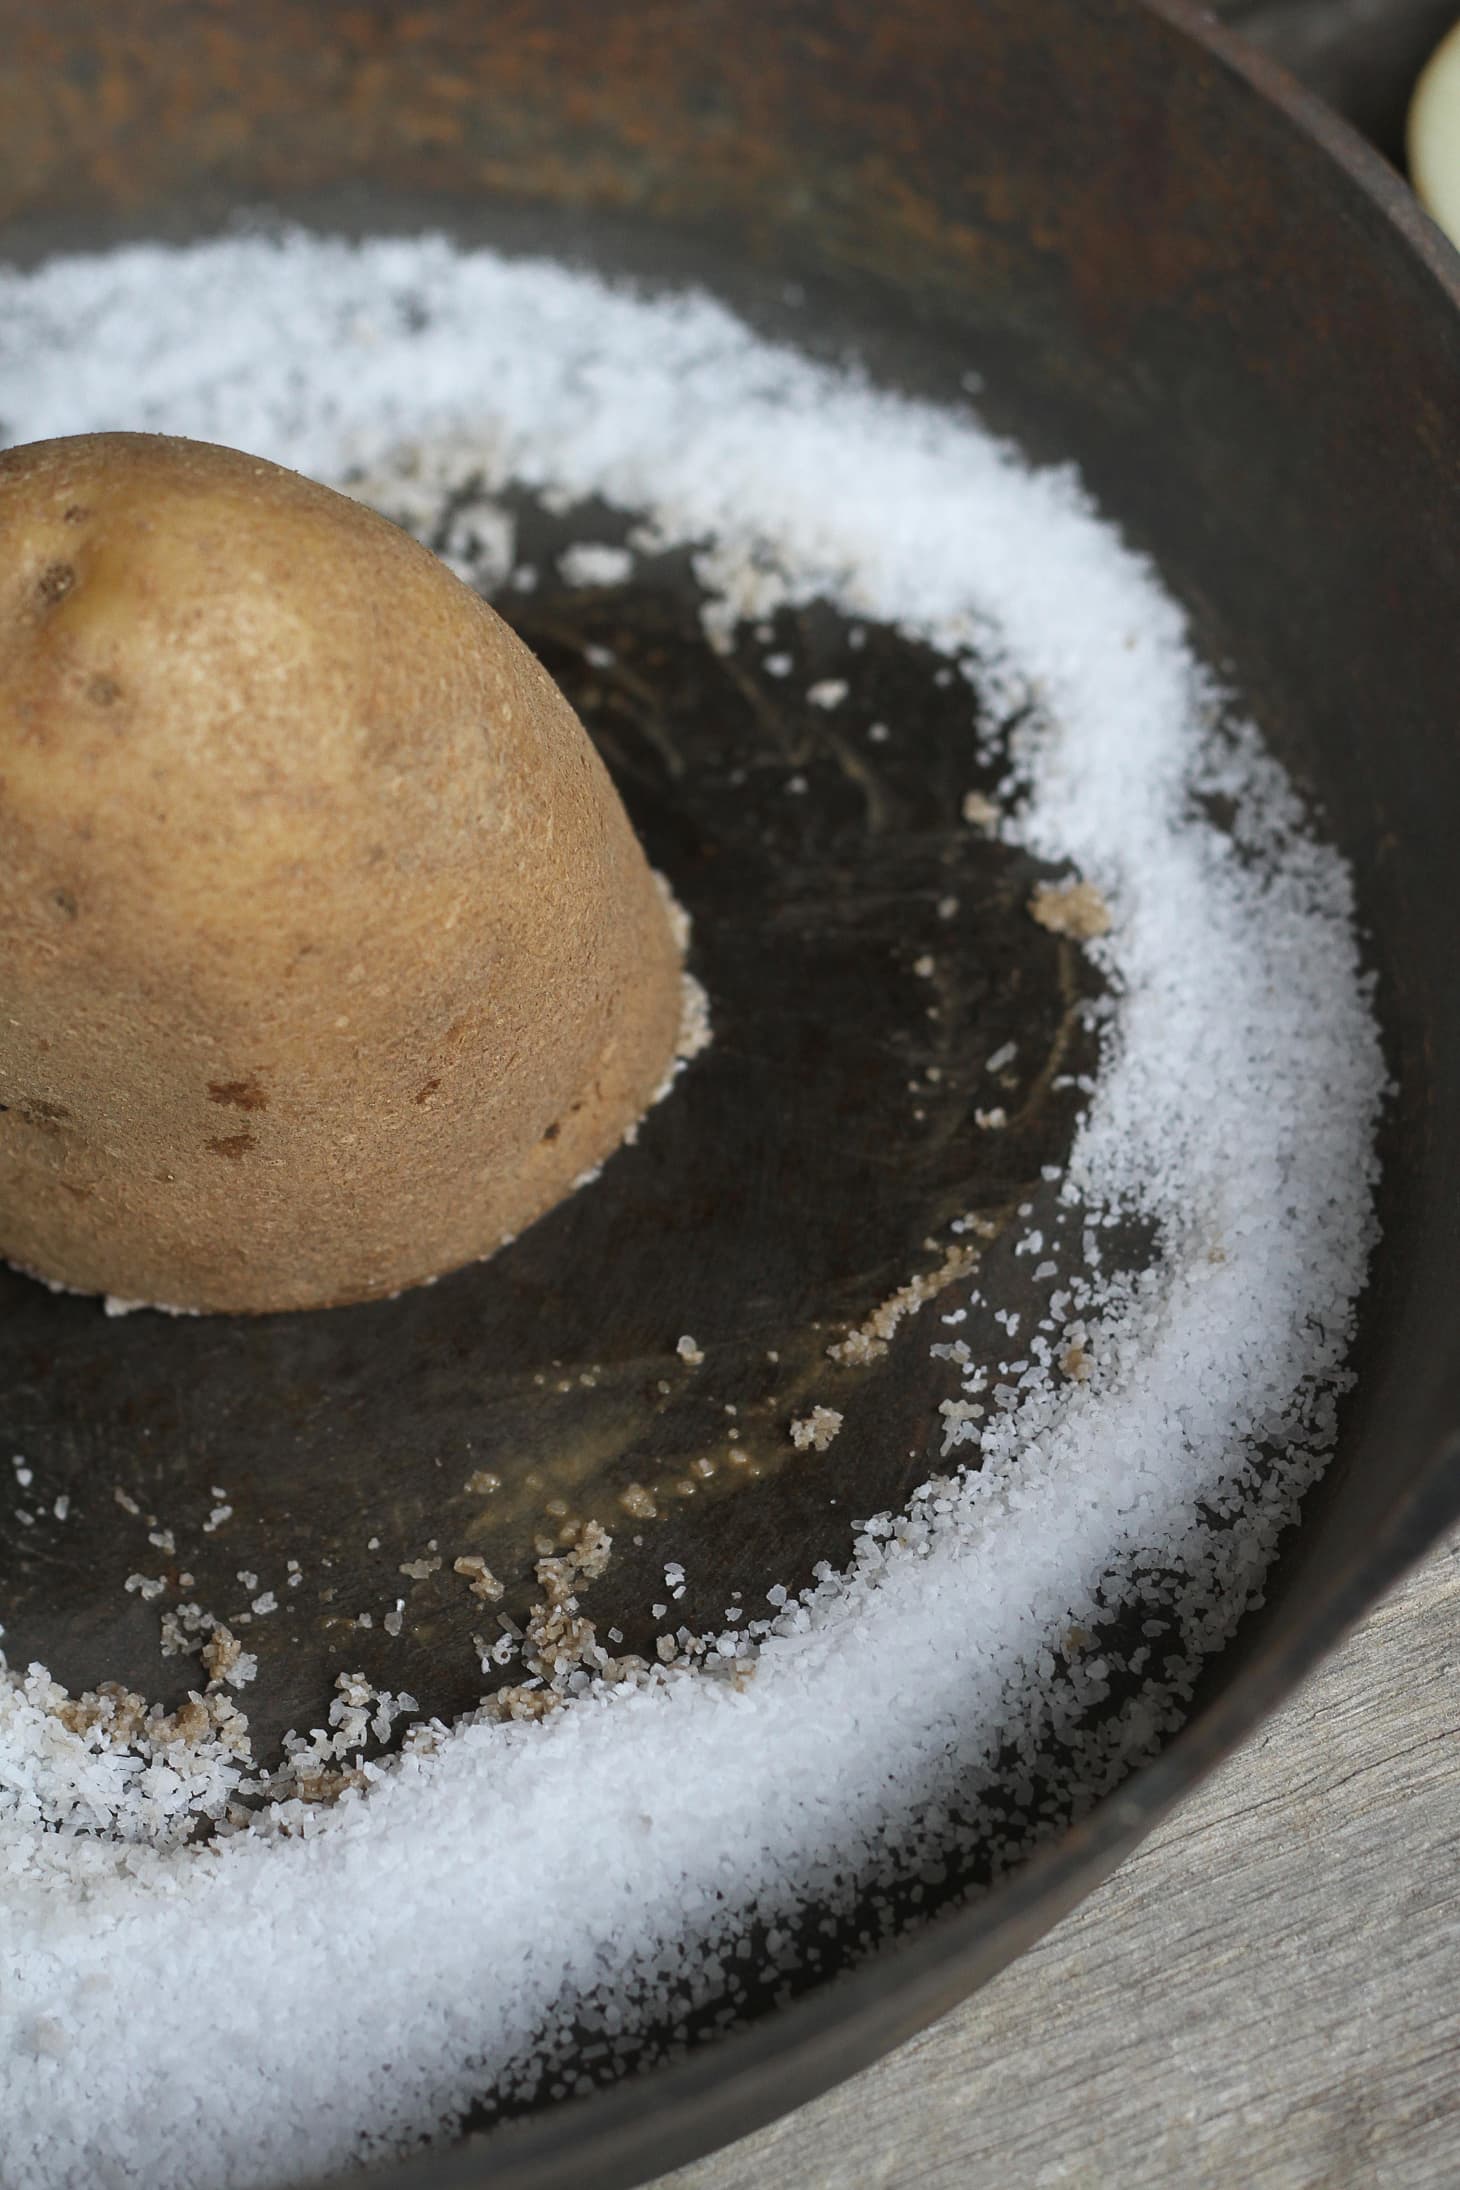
[0,432,686,1312]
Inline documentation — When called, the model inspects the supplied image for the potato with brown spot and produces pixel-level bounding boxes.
[0,432,686,1311]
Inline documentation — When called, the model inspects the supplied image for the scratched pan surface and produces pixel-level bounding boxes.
[1,5,1460,2189]
[0,508,1105,1761]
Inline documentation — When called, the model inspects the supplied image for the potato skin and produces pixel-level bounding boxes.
[0,432,684,1312]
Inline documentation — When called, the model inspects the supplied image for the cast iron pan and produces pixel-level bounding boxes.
[1,3,1458,2185]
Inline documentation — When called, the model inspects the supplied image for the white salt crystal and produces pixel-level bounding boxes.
[558,541,633,588]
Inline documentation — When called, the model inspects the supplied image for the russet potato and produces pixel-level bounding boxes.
[0,432,685,1312]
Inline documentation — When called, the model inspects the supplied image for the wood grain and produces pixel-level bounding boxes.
[652,1528,1460,2190]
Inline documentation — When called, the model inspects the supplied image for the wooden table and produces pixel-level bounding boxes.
[653,1530,1460,2189]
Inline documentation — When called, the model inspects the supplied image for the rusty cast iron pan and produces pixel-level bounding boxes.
[1,3,1458,2185]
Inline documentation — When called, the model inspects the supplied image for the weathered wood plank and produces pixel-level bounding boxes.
[655,1529,1460,2190]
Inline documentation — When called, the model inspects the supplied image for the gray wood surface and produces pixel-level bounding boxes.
[652,1528,1460,2190]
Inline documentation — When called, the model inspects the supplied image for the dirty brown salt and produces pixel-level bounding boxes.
[1029,878,1114,941]
[453,1555,505,1603]
[827,1229,993,1365]
[789,1407,844,1453]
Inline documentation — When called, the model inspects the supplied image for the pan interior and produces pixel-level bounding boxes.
[0,208,1387,2174]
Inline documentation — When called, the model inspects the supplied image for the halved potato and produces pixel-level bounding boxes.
[0,433,685,1312]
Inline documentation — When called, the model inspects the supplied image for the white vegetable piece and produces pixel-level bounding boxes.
[1409,15,1460,248]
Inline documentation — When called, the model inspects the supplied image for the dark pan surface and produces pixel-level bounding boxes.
[0,4,1458,2187]
[0,512,1107,1766]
